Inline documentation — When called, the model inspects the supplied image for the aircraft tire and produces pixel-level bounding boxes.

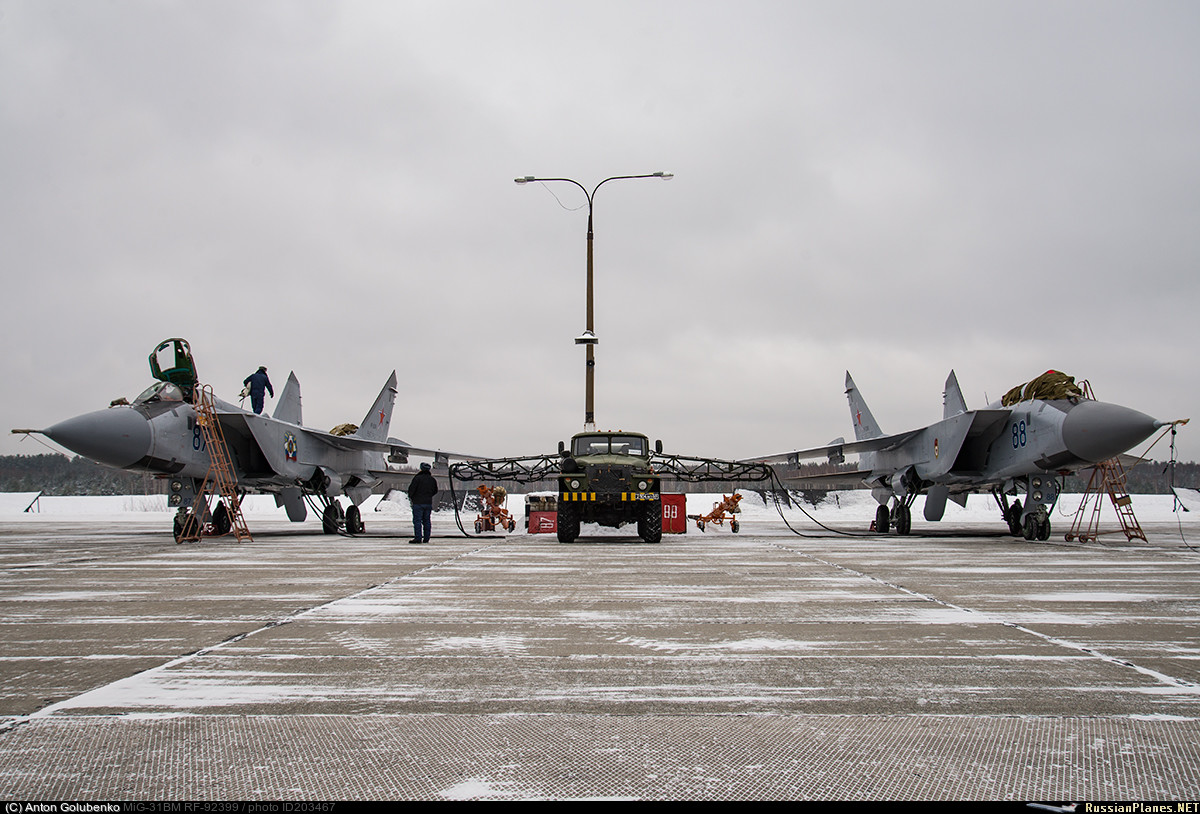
[1007,501,1023,536]
[213,502,231,536]
[174,512,199,544]
[875,504,890,534]
[638,503,662,544]
[321,504,339,535]
[1037,518,1051,542]
[557,506,579,544]
[1022,514,1038,541]
[895,505,912,536]
[345,505,363,535]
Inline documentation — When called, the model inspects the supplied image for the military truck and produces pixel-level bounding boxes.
[556,431,662,543]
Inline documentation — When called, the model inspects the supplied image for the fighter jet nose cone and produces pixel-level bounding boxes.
[44,407,152,469]
[1062,400,1159,463]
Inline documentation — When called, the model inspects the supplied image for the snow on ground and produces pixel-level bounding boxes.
[1,490,1194,527]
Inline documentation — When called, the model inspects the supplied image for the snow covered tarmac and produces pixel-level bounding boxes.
[1,496,1198,799]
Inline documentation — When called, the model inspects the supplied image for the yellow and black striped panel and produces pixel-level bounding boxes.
[559,492,597,502]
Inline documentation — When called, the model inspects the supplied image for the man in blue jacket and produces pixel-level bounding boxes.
[407,462,438,544]
[243,366,274,414]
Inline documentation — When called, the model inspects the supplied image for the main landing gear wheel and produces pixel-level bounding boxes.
[213,501,231,536]
[345,504,364,535]
[893,504,912,536]
[1007,500,1024,536]
[321,503,341,535]
[875,504,890,534]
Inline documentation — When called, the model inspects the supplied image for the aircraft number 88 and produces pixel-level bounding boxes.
[1011,420,1027,449]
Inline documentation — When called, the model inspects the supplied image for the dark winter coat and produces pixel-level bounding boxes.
[407,469,439,506]
[243,370,274,398]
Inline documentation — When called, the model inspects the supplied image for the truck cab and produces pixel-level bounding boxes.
[557,431,662,544]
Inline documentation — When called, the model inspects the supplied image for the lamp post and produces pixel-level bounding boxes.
[515,172,673,431]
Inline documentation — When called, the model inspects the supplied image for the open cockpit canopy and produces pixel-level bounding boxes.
[149,338,198,399]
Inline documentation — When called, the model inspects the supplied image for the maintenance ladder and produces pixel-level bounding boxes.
[1065,456,1146,543]
[1064,379,1146,543]
[179,384,252,543]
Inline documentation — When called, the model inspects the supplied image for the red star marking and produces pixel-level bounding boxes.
[379,409,386,424]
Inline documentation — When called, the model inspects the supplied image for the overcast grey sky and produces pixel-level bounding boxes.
[2,0,1197,466]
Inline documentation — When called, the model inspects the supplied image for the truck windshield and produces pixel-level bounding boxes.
[573,435,648,456]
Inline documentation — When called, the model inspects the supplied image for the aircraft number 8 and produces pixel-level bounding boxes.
[1011,420,1027,449]
[193,424,207,452]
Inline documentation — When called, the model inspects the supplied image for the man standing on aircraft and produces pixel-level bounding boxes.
[242,366,274,414]
[407,462,438,544]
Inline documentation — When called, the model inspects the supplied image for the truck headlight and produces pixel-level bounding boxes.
[638,480,648,490]
[569,479,581,490]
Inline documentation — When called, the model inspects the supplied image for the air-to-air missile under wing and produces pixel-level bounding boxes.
[14,339,480,541]
[751,370,1164,540]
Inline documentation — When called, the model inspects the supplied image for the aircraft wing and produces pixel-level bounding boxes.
[775,469,873,489]
[305,429,487,462]
[747,429,924,466]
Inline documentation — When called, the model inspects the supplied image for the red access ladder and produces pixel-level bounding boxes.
[179,384,252,543]
[1065,456,1146,543]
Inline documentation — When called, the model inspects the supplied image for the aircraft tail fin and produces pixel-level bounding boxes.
[845,371,884,441]
[943,369,968,419]
[356,371,398,443]
[272,372,303,425]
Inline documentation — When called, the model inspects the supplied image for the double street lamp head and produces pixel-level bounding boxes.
[514,172,673,186]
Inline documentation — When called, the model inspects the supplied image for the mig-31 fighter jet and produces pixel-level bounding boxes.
[14,339,478,541]
[752,370,1165,540]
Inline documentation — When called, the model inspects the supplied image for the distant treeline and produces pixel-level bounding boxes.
[0,454,167,496]
[0,453,1196,497]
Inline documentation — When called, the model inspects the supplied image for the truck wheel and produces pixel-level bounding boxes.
[557,506,580,544]
[639,503,662,544]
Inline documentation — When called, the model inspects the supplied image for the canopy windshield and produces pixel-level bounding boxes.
[135,381,185,405]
